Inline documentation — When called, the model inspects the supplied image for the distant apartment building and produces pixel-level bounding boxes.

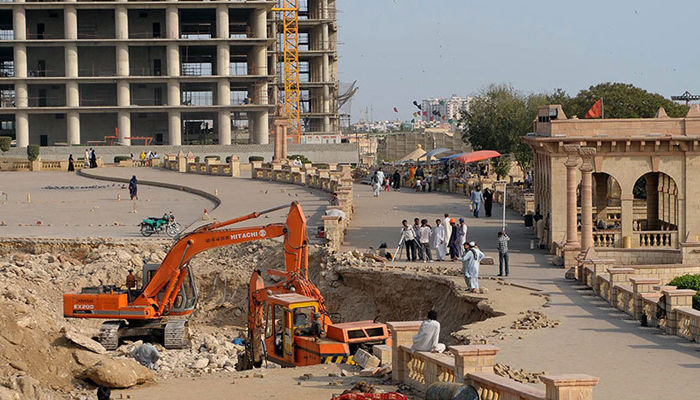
[0,0,339,148]
[421,95,471,123]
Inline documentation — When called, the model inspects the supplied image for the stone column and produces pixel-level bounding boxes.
[385,322,422,384]
[16,112,28,148]
[449,345,499,383]
[621,194,634,247]
[67,112,80,145]
[216,5,229,39]
[168,110,181,146]
[218,80,231,145]
[252,112,269,144]
[64,6,77,40]
[579,147,596,256]
[272,111,288,161]
[115,5,128,39]
[166,7,179,39]
[13,7,25,41]
[563,145,581,265]
[117,80,130,145]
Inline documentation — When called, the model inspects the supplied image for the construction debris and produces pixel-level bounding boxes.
[512,310,561,329]
[354,349,381,370]
[494,363,546,384]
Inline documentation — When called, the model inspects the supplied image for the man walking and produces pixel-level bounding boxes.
[432,219,446,261]
[443,213,452,257]
[497,230,510,276]
[419,219,432,263]
[391,169,401,191]
[470,186,484,218]
[371,168,385,197]
[401,220,417,261]
[448,218,459,261]
[460,241,484,292]
[457,218,468,256]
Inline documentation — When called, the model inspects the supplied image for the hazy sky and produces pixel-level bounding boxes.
[338,0,700,122]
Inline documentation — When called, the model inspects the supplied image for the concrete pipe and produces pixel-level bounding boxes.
[425,383,480,400]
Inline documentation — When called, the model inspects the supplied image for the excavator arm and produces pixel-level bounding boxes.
[132,202,309,316]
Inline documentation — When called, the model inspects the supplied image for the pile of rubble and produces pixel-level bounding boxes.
[494,363,546,384]
[511,310,561,330]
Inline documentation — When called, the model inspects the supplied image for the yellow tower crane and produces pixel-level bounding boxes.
[272,0,301,143]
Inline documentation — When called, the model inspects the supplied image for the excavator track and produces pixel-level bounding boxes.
[164,319,190,349]
[98,321,123,351]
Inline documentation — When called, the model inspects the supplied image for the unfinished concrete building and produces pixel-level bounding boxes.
[0,1,276,147]
[270,0,337,139]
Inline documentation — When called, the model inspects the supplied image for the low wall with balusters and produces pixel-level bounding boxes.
[387,321,600,399]
[251,161,354,251]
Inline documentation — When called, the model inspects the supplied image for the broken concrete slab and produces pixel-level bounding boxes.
[372,344,392,366]
[354,348,380,369]
[63,328,107,354]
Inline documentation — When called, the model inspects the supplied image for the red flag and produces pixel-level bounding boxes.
[585,99,602,119]
[393,107,398,113]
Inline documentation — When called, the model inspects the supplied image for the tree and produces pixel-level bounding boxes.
[564,83,688,119]
[493,157,511,180]
[27,144,40,162]
[460,84,547,172]
[0,136,10,155]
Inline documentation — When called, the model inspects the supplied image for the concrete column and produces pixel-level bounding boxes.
[217,78,230,106]
[166,7,179,39]
[13,7,26,40]
[217,44,230,76]
[564,145,581,249]
[167,44,179,76]
[15,81,27,107]
[13,44,26,78]
[218,111,231,145]
[579,147,596,255]
[65,80,79,107]
[116,44,129,76]
[168,111,181,146]
[118,112,131,145]
[216,5,229,39]
[67,111,80,145]
[167,79,180,106]
[115,5,128,39]
[64,6,77,40]
[250,9,266,39]
[248,45,267,76]
[252,111,269,144]
[16,112,28,148]
[65,44,78,77]
[117,80,129,107]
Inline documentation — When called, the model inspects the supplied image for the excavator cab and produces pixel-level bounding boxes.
[142,263,198,314]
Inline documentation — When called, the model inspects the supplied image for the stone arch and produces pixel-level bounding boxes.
[592,172,622,228]
[632,172,678,232]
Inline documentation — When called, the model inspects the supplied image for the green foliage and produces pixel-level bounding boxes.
[493,157,511,180]
[0,136,10,154]
[313,163,330,169]
[289,154,311,164]
[460,84,546,172]
[114,156,131,163]
[555,83,688,119]
[668,274,700,310]
[194,156,200,163]
[633,176,647,200]
[26,145,40,162]
[248,156,264,162]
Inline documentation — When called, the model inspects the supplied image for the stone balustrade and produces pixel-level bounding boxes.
[1,158,101,171]
[161,151,241,178]
[387,322,599,400]
[578,258,700,344]
[252,161,354,251]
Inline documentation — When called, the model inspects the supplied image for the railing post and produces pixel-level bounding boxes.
[608,267,634,306]
[630,277,660,320]
[449,345,499,383]
[540,375,599,400]
[229,155,240,177]
[662,289,696,335]
[386,322,422,384]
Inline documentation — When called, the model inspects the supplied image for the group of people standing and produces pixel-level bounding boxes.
[67,148,98,171]
[399,213,471,263]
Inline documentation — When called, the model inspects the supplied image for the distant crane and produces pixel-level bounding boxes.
[272,1,301,143]
[671,91,700,106]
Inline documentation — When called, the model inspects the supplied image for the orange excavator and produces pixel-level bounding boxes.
[63,202,389,368]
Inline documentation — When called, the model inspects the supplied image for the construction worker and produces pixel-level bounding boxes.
[126,269,137,290]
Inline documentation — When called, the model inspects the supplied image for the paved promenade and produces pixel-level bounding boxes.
[345,183,700,399]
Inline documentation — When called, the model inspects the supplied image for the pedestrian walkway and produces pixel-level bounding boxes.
[345,183,700,399]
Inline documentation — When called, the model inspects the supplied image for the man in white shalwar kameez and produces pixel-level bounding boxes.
[411,310,445,353]
[443,213,452,257]
[432,219,446,261]
[460,241,484,292]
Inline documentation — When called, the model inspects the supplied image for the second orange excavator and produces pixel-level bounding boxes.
[63,202,389,368]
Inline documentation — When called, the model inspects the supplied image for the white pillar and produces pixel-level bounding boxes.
[116,44,129,76]
[67,111,80,145]
[252,111,269,144]
[66,81,79,107]
[166,7,179,39]
[167,79,179,106]
[64,6,77,40]
[218,111,231,145]
[217,44,230,76]
[168,111,181,146]
[16,112,28,148]
[15,81,27,107]
[216,5,229,39]
[65,44,78,77]
[115,5,128,40]
[13,44,26,78]
[167,44,179,77]
[13,7,26,41]
[118,112,130,145]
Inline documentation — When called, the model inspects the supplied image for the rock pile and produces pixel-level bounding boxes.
[512,310,561,329]
[494,363,545,384]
